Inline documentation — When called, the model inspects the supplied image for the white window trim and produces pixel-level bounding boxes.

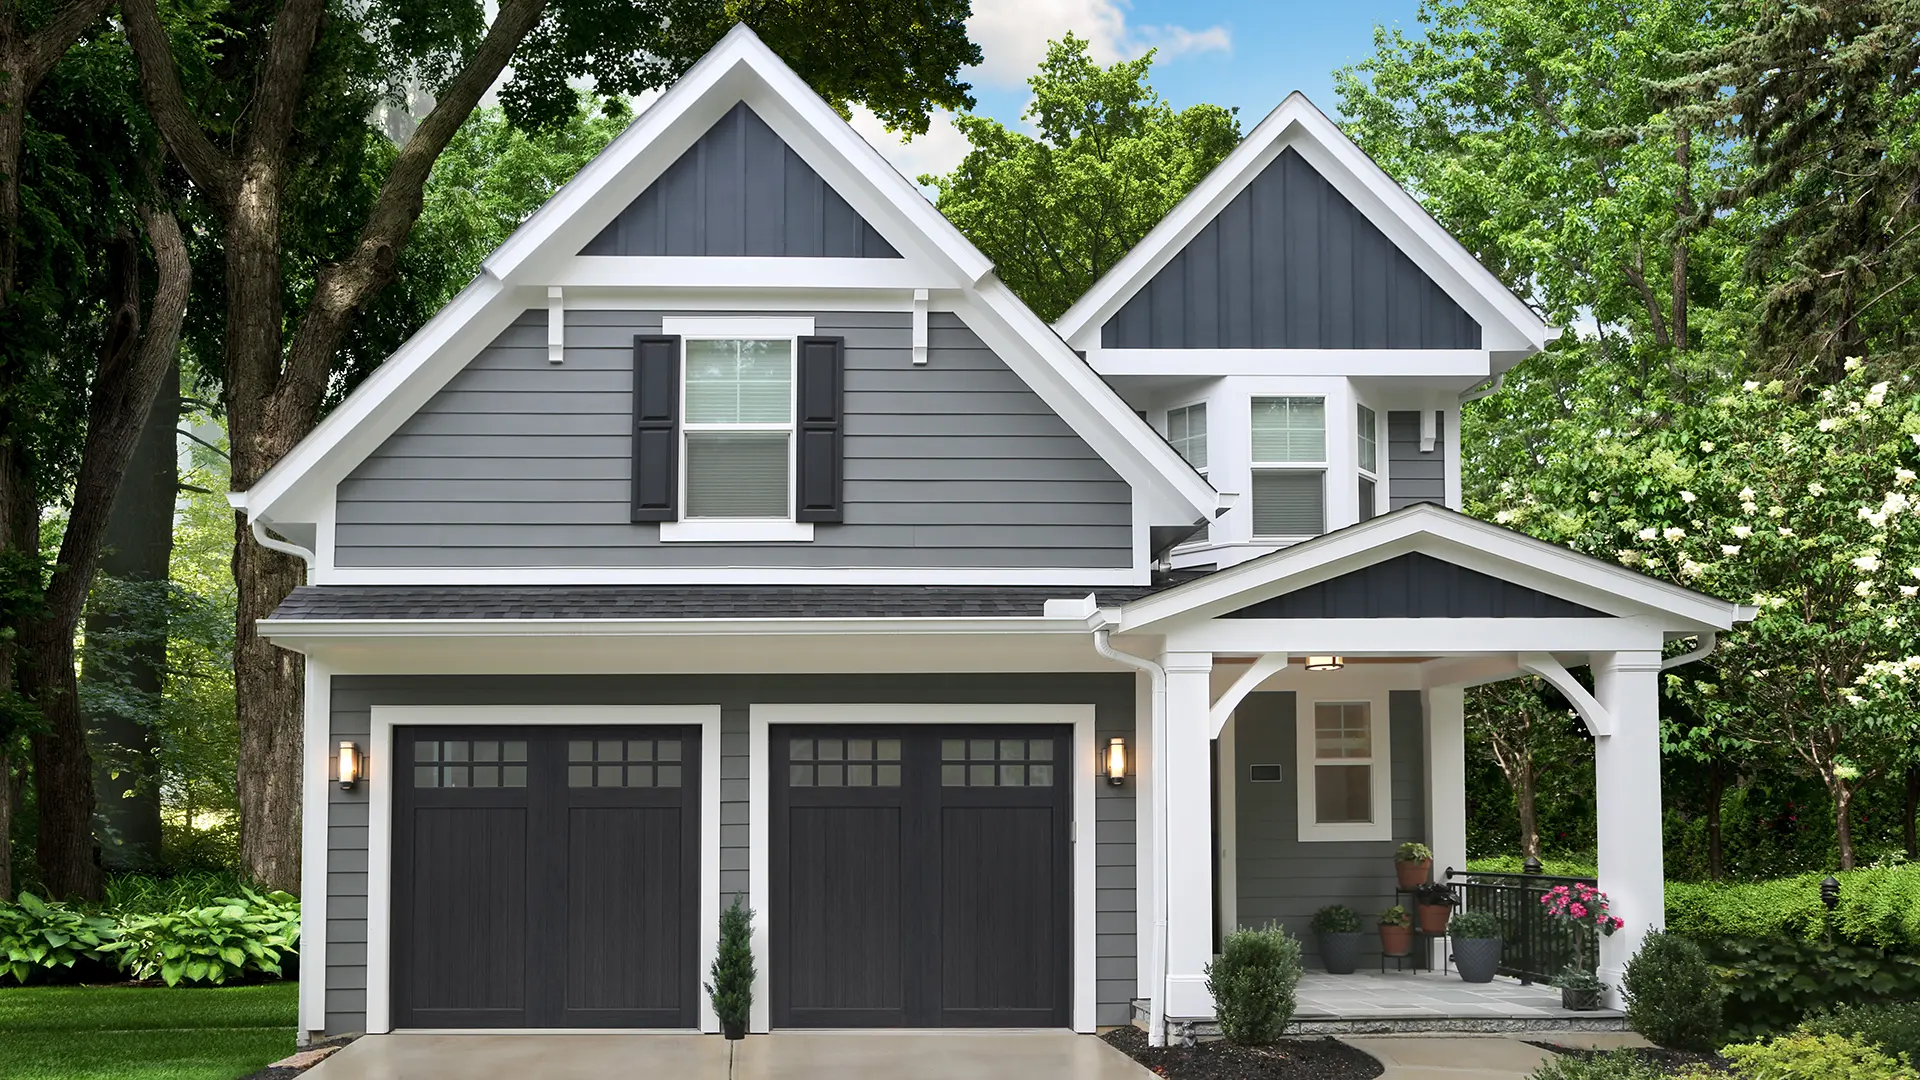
[747,703,1098,1035]
[670,318,814,540]
[1250,395,1328,541]
[361,704,724,1035]
[1295,691,1393,843]
[1166,400,1211,550]
[1357,402,1380,520]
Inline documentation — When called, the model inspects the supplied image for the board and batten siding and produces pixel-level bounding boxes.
[324,672,1137,1035]
[1100,147,1482,351]
[1232,690,1426,965]
[333,310,1134,569]
[1386,410,1446,510]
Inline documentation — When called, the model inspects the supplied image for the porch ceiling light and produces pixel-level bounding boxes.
[1305,655,1345,672]
[338,741,362,791]
[1105,737,1127,786]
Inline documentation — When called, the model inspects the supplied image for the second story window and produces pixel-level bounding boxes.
[684,338,793,518]
[1167,403,1208,471]
[1357,403,1378,522]
[1250,397,1325,538]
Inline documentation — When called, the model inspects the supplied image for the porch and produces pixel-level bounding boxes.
[1135,971,1626,1038]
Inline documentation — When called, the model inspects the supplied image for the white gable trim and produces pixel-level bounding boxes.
[1116,503,1753,633]
[1053,93,1549,357]
[234,25,1217,532]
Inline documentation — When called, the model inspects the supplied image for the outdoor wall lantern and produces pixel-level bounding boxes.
[338,741,362,791]
[1305,655,1346,672]
[1105,737,1127,786]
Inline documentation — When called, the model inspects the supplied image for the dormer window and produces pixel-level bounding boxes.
[1250,397,1326,539]
[684,338,794,518]
[1357,404,1378,522]
[1167,403,1207,471]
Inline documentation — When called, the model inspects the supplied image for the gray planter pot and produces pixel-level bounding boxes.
[1561,986,1604,1011]
[1318,931,1364,975]
[1453,936,1502,983]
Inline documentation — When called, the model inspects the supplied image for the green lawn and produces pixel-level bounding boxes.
[0,982,298,1080]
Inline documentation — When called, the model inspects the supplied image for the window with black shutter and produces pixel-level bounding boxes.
[631,335,680,521]
[795,336,844,522]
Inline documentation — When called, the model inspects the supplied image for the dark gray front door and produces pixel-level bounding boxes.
[771,725,1071,1028]
[392,725,700,1028]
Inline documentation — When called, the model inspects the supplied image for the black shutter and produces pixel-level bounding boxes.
[795,336,843,523]
[632,335,679,522]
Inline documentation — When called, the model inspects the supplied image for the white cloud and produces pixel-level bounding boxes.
[851,107,973,188]
[965,0,1231,87]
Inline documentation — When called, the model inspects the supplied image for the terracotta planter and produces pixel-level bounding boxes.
[1417,903,1452,934]
[1379,924,1412,957]
[1395,858,1432,889]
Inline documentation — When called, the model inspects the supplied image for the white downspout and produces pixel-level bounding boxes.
[1458,372,1505,404]
[1661,632,1718,670]
[1093,626,1170,1047]
[248,519,318,585]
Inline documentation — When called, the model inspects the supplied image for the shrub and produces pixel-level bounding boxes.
[1529,1049,1671,1080]
[1700,936,1920,1036]
[1622,930,1724,1051]
[0,892,120,984]
[1450,910,1502,939]
[104,887,300,986]
[1310,905,1362,934]
[1799,1001,1920,1064]
[1688,1032,1915,1079]
[1205,924,1303,1046]
[705,895,755,1033]
[1666,864,1920,951]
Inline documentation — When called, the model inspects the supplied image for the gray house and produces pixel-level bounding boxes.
[235,25,1750,1046]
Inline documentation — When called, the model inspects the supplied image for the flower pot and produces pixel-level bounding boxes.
[1453,936,1502,983]
[1417,903,1452,935]
[1318,931,1364,974]
[1561,986,1604,1011]
[1395,858,1432,889]
[722,1017,747,1041]
[1379,924,1412,957]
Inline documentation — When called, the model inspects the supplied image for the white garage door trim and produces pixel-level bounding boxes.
[747,703,1098,1034]
[365,704,723,1035]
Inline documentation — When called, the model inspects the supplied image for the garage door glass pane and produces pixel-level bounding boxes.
[942,737,1061,786]
[569,736,683,787]
[415,739,528,788]
[791,735,900,787]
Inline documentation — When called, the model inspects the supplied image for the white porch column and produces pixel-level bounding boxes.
[1424,685,1468,969]
[1592,650,1665,1006]
[1161,650,1215,1019]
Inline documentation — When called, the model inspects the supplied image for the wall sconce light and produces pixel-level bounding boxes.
[338,742,362,791]
[1305,655,1345,672]
[1105,737,1127,786]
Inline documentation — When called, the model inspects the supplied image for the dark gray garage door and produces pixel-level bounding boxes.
[771,725,1070,1028]
[392,725,700,1028]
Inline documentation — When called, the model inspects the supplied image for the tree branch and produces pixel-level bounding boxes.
[118,0,232,205]
[237,0,327,175]
[22,0,112,89]
[1620,251,1672,348]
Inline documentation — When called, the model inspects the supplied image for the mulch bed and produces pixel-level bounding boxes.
[1527,1040,1730,1074]
[1103,1025,1385,1080]
[237,1035,360,1080]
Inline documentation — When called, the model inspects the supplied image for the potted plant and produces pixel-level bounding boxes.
[706,895,756,1040]
[1309,905,1364,975]
[1448,910,1503,983]
[1378,905,1412,958]
[1394,842,1433,889]
[1553,964,1607,1010]
[1413,882,1455,934]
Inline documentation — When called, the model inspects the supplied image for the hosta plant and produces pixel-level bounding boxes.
[105,887,300,986]
[0,892,120,983]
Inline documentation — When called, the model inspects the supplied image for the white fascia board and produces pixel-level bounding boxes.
[1164,617,1669,655]
[1118,503,1749,633]
[258,616,1098,641]
[1090,348,1493,379]
[950,280,1218,527]
[1053,93,1547,356]
[312,565,1150,586]
[554,256,963,292]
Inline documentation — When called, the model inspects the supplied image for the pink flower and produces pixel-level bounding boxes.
[1612,917,1624,930]
[1570,904,1587,917]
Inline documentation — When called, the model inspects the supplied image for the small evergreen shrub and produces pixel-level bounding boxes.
[1310,905,1362,934]
[1528,1049,1669,1080]
[1687,1032,1915,1080]
[1205,924,1303,1046]
[0,892,120,984]
[705,895,756,1034]
[1622,930,1724,1051]
[1450,910,1502,939]
[1799,1001,1920,1064]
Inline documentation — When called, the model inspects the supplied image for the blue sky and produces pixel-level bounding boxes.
[852,0,1430,179]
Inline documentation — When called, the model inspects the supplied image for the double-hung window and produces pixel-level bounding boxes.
[1250,397,1326,538]
[682,338,793,519]
[1357,403,1379,522]
[1167,403,1208,471]
[1298,697,1392,841]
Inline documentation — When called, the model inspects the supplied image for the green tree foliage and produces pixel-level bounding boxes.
[1467,675,1595,859]
[923,35,1241,321]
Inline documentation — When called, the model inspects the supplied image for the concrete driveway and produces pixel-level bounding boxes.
[300,1031,1158,1079]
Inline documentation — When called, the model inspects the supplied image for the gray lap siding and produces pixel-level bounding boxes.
[324,672,1136,1036]
[333,310,1134,569]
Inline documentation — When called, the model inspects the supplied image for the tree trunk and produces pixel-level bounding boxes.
[1671,119,1692,353]
[23,626,100,899]
[1516,762,1541,860]
[1834,775,1856,871]
[1905,763,1918,859]
[1707,757,1725,881]
[0,747,13,900]
[231,515,305,891]
[82,359,178,872]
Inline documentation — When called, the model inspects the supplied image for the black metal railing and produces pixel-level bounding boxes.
[1445,861,1598,984]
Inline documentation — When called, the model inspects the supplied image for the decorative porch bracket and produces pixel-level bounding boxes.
[1209,654,1289,738]
[1517,652,1615,738]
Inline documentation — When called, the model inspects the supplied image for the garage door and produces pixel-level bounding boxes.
[391,725,700,1028]
[771,725,1070,1028]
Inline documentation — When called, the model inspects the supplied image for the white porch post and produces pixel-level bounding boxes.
[1424,685,1468,969]
[1592,650,1665,1005]
[1161,650,1215,1019]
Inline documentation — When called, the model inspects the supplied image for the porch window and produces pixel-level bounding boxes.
[1251,397,1325,538]
[1297,693,1393,841]
[683,338,793,518]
